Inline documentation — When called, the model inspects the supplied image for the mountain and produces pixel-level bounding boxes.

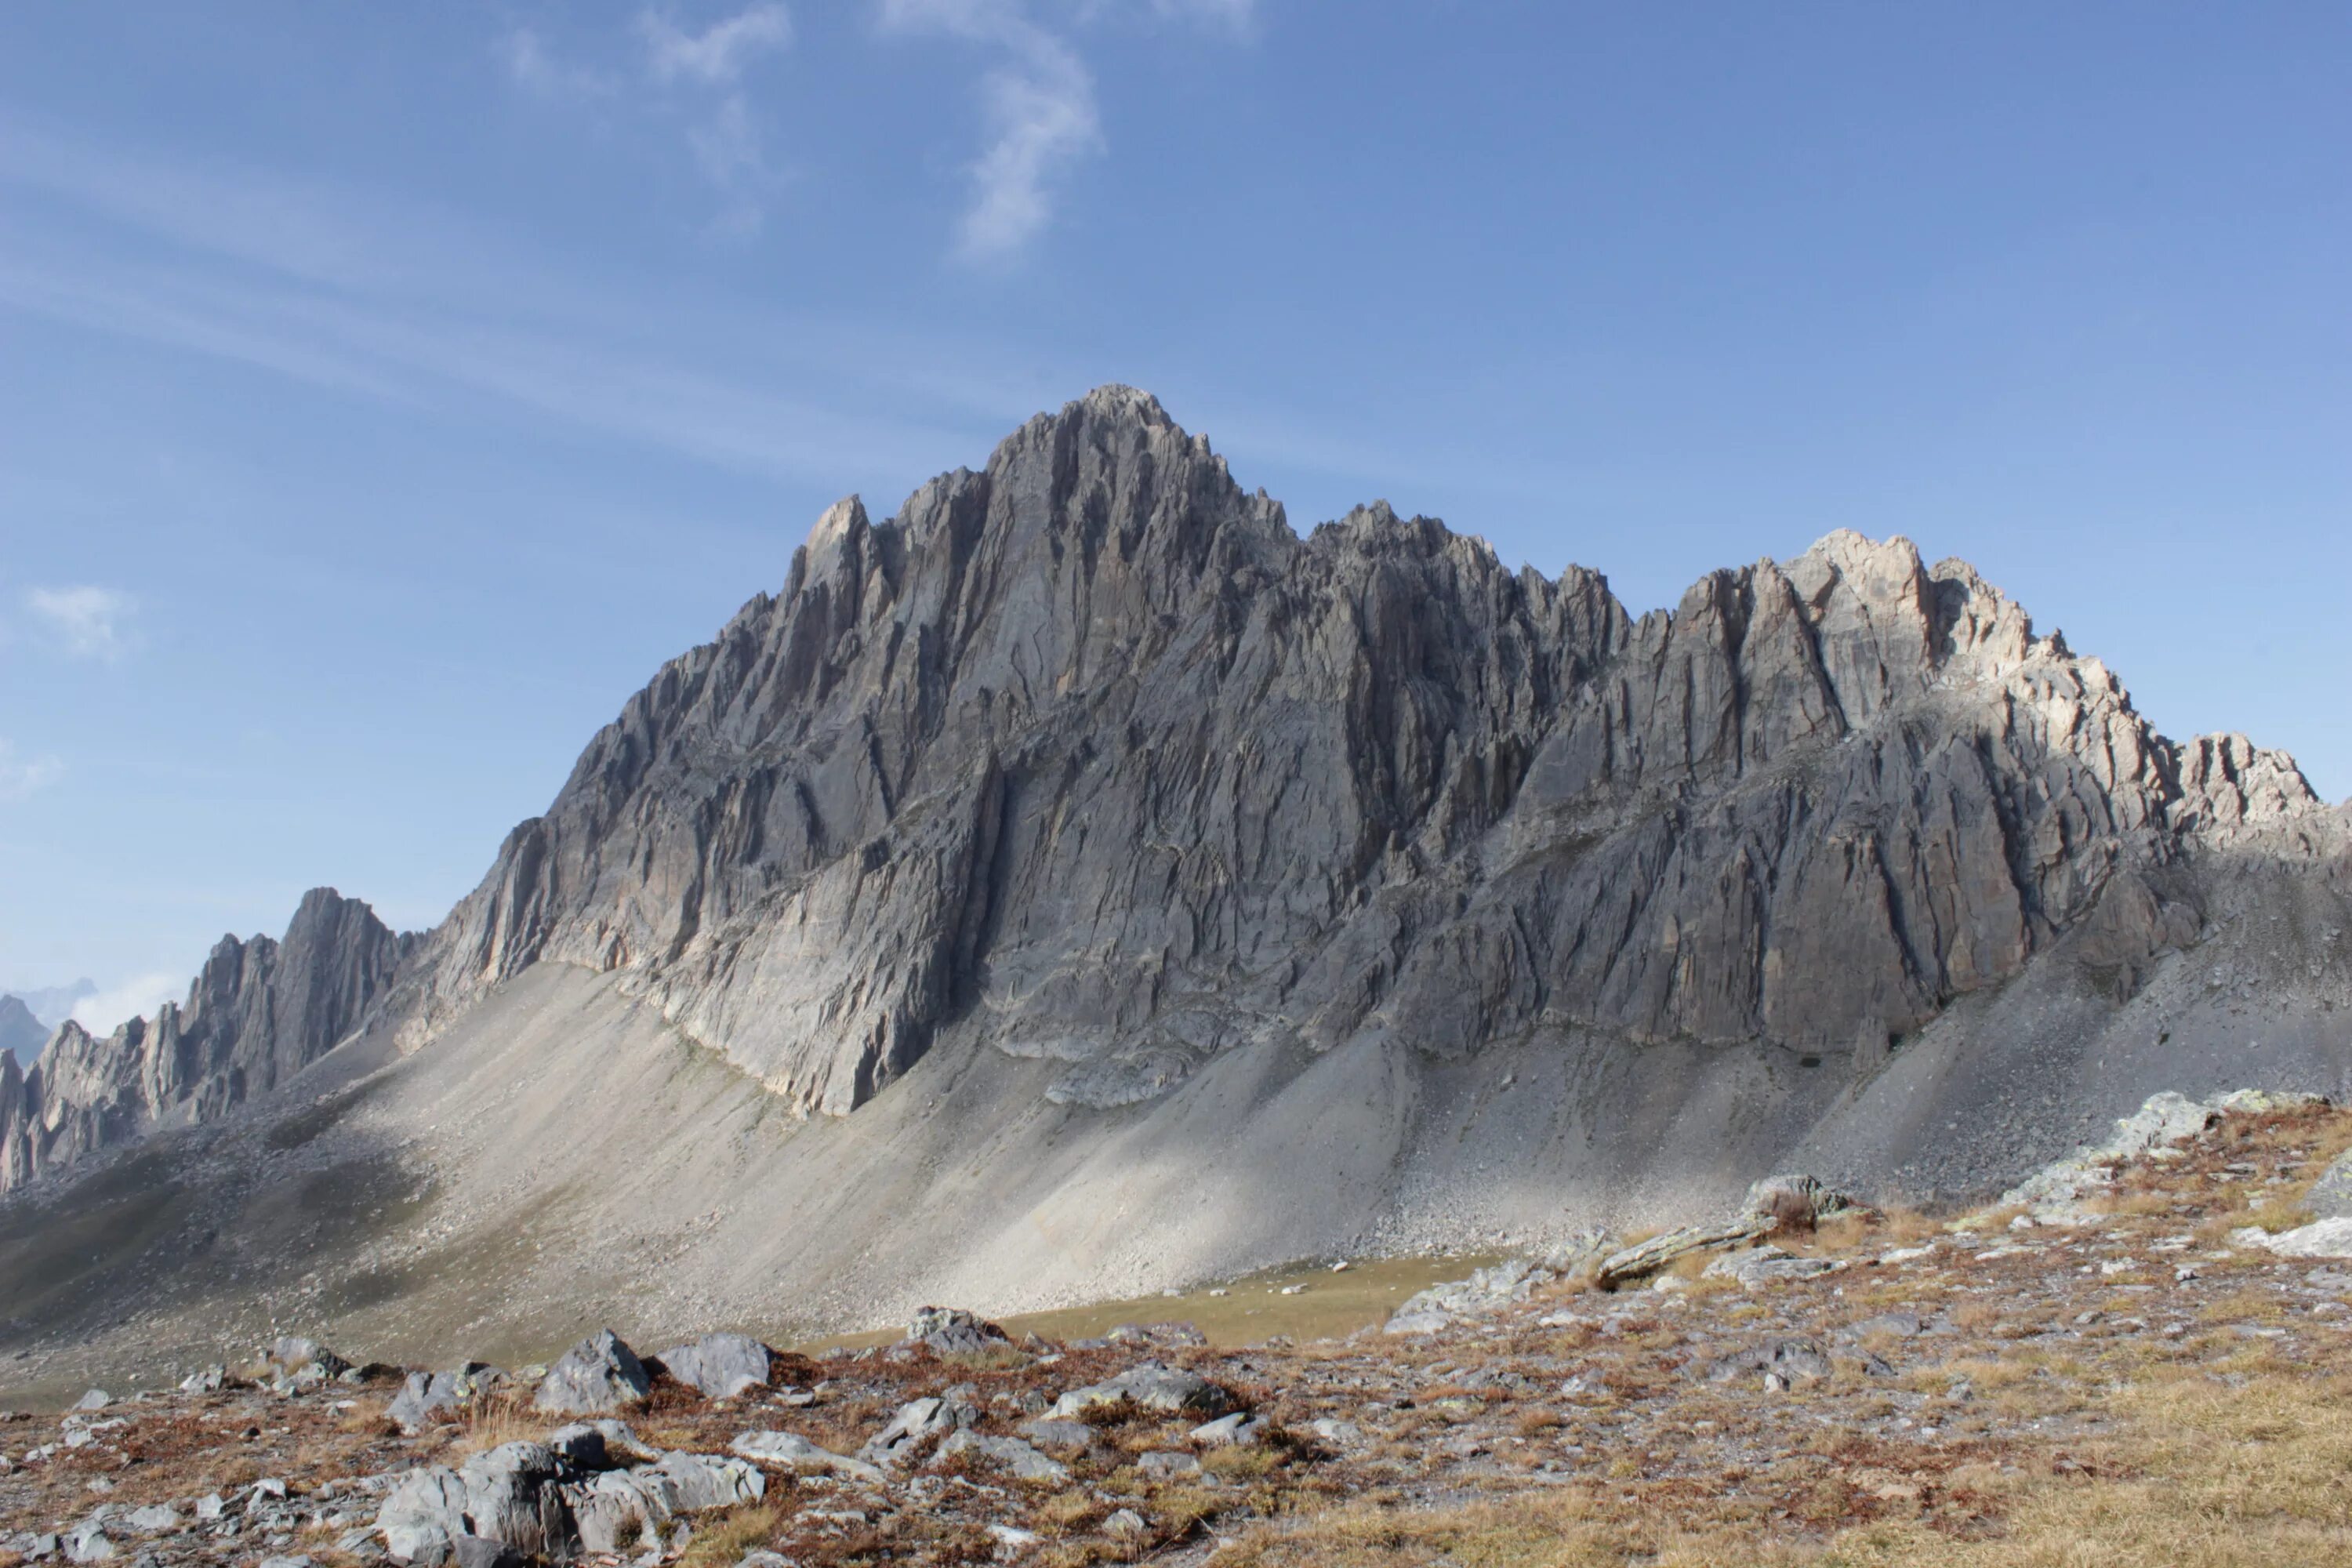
[0,997,47,1062]
[2,387,2347,1389]
[0,978,94,1033]
[0,891,406,1189]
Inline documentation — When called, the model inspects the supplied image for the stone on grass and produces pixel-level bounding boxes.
[931,1428,1071,1483]
[860,1395,969,1467]
[390,1364,499,1435]
[1597,1217,1774,1287]
[2253,1217,2352,1259]
[1704,1338,1834,1388]
[906,1306,1012,1356]
[1048,1362,1234,1421]
[731,1428,885,1483]
[1189,1411,1264,1445]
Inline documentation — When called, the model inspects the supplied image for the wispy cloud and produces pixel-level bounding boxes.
[501,8,794,234]
[499,27,616,101]
[880,0,1104,263]
[26,586,137,660]
[641,4,793,83]
[0,129,1001,487]
[0,741,64,804]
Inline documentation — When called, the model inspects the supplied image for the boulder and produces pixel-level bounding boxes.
[1048,1362,1236,1421]
[859,1394,971,1467]
[533,1330,651,1415]
[1596,1217,1774,1287]
[2252,1218,2352,1259]
[565,1454,762,1555]
[931,1428,1070,1483]
[389,1364,500,1435]
[1740,1174,1855,1232]
[457,1443,570,1559]
[1701,1246,1849,1289]
[730,1428,885,1483]
[1704,1338,1835,1388]
[376,1468,471,1564]
[2304,1150,2352,1220]
[655,1333,773,1399]
[906,1307,1011,1356]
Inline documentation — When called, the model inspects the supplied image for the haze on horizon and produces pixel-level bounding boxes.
[2,2,2347,1030]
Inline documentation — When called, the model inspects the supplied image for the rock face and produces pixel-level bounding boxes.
[358,386,2338,1129]
[0,889,405,1190]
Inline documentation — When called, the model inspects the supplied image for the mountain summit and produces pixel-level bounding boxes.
[2,390,2347,1379]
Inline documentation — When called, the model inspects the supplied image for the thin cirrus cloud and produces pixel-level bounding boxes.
[0,740,64,804]
[501,6,793,232]
[641,4,793,83]
[26,585,138,660]
[881,0,1252,263]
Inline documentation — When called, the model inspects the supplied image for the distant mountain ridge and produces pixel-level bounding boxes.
[2,389,2346,1382]
[0,997,46,1063]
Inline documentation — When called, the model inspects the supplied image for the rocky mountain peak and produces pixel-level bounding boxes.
[13,390,2343,1200]
[2,888,404,1190]
[375,391,2343,1125]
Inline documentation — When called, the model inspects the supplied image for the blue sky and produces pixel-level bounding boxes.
[2,3,2347,1028]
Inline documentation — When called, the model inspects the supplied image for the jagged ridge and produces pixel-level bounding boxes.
[4,386,2338,1192]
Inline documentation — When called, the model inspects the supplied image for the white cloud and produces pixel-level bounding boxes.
[961,41,1098,260]
[71,971,185,1036]
[642,4,793,84]
[0,740,63,804]
[26,585,136,659]
[879,1,1104,263]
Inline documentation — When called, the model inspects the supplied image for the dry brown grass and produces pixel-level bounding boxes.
[438,1388,541,1459]
[679,1501,784,1566]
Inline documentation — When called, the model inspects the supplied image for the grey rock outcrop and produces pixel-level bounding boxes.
[533,1330,651,1415]
[1,889,405,1190]
[1048,1361,1235,1420]
[655,1333,771,1399]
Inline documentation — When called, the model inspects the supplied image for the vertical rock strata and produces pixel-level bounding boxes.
[388,387,2336,1115]
[0,890,403,1187]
